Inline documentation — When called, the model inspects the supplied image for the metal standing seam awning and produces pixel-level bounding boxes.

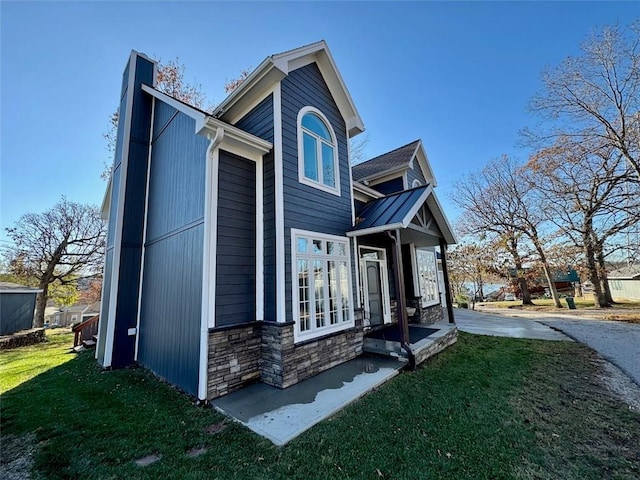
[347,185,457,359]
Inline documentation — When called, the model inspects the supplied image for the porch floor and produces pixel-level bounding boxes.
[212,355,406,446]
[363,322,458,362]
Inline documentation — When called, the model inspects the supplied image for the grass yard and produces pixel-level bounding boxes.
[1,331,639,479]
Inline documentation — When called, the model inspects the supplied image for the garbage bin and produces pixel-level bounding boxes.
[565,297,576,309]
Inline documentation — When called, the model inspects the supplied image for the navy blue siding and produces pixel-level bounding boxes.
[137,100,208,396]
[372,177,404,195]
[407,162,426,187]
[0,293,37,335]
[234,95,276,321]
[281,63,355,321]
[138,226,203,395]
[215,151,256,326]
[111,55,154,368]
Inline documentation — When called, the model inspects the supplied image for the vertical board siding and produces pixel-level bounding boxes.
[281,63,355,321]
[138,226,203,395]
[137,99,207,396]
[215,151,256,326]
[234,95,276,322]
[0,293,37,335]
[146,104,208,242]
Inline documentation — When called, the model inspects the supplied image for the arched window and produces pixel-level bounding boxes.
[298,107,340,195]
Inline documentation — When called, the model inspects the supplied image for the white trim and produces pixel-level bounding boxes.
[412,179,422,188]
[358,245,391,325]
[402,173,408,190]
[274,85,286,323]
[291,228,355,343]
[128,328,137,336]
[141,84,206,125]
[352,237,361,309]
[226,89,276,126]
[346,222,405,237]
[415,247,440,308]
[256,154,264,321]
[347,126,355,225]
[198,128,224,401]
[409,243,420,297]
[352,181,384,199]
[296,106,341,196]
[134,95,156,362]
[0,288,43,294]
[197,117,272,161]
[103,52,137,368]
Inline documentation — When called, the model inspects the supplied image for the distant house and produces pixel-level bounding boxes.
[0,282,42,335]
[45,302,101,327]
[608,265,640,301]
[97,41,457,402]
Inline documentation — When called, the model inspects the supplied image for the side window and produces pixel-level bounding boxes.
[297,107,340,195]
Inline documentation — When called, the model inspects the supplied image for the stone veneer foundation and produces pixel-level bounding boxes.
[207,312,364,399]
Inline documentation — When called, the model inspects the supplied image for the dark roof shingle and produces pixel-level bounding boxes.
[352,140,420,181]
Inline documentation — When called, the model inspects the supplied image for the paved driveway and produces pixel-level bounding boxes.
[538,317,640,386]
[454,308,570,341]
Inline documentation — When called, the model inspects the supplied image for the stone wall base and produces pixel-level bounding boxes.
[414,327,457,366]
[0,328,45,350]
[208,311,364,399]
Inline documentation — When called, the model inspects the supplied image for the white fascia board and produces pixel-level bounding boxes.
[141,84,207,125]
[426,191,457,244]
[100,175,112,220]
[414,141,438,187]
[346,222,405,237]
[352,181,384,199]
[398,186,433,228]
[196,117,272,163]
[0,288,43,294]
[359,166,409,185]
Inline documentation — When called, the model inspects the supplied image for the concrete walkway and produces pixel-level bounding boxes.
[213,356,405,446]
[454,308,571,341]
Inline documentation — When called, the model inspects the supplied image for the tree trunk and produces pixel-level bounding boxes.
[518,275,532,305]
[596,243,614,305]
[34,282,49,328]
[531,236,562,308]
[507,238,533,305]
[584,234,607,308]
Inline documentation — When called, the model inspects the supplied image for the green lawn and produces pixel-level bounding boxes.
[1,331,638,479]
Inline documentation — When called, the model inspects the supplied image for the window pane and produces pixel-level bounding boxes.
[327,241,335,255]
[328,261,339,324]
[417,250,438,304]
[303,133,318,181]
[337,243,346,256]
[339,261,349,323]
[298,259,310,331]
[314,260,325,328]
[302,113,331,141]
[321,143,335,187]
[297,237,308,254]
[312,239,323,254]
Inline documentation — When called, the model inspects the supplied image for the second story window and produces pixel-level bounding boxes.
[297,107,340,195]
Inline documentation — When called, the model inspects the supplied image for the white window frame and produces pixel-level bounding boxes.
[411,245,440,308]
[291,228,354,342]
[71,314,78,323]
[412,179,422,188]
[359,245,392,326]
[297,106,341,196]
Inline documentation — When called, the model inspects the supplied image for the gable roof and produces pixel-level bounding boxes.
[213,41,365,137]
[353,139,437,187]
[352,140,420,181]
[608,265,640,279]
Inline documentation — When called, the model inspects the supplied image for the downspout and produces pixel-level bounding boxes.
[387,229,415,370]
[439,238,455,324]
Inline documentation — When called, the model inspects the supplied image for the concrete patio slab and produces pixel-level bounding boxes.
[212,356,405,446]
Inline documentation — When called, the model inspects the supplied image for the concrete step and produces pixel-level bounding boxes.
[82,339,96,349]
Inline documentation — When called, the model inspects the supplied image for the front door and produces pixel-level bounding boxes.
[366,261,384,326]
[360,246,391,326]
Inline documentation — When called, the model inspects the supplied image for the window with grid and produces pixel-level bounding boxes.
[294,231,353,340]
[416,249,439,307]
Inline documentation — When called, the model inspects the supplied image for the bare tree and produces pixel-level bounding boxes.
[349,134,370,165]
[102,58,211,179]
[524,21,640,178]
[529,137,640,307]
[453,156,561,306]
[3,198,106,327]
[225,67,252,94]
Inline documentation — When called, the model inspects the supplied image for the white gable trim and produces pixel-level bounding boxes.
[215,41,365,138]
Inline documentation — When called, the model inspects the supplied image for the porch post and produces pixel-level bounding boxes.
[388,229,414,368]
[439,239,455,324]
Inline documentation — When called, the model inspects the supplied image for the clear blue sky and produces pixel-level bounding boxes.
[1,1,637,247]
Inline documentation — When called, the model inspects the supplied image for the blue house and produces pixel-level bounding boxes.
[97,41,457,401]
